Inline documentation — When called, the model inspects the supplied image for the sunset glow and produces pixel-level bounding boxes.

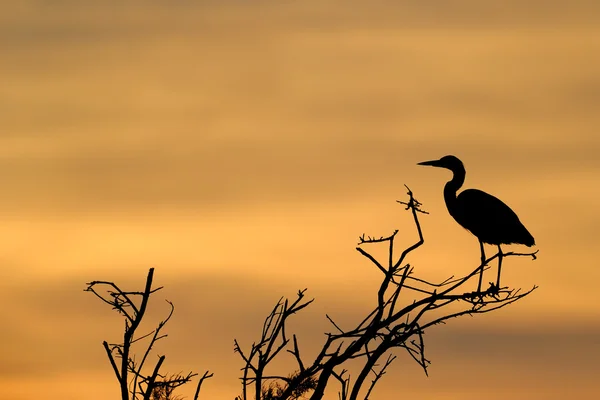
[1,1,599,399]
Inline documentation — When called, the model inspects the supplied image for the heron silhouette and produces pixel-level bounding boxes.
[418,155,535,292]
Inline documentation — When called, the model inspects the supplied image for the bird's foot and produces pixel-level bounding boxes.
[487,282,502,299]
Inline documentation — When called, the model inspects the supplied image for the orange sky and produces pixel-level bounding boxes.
[1,1,599,399]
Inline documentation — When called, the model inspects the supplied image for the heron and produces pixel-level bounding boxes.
[418,155,535,292]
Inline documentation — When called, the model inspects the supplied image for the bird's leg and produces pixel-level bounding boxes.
[496,245,504,289]
[477,240,486,293]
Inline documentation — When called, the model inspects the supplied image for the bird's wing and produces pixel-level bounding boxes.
[458,189,519,221]
[455,188,532,244]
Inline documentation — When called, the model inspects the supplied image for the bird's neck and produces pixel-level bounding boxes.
[443,166,465,216]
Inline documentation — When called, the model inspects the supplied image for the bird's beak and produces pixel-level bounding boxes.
[417,159,443,167]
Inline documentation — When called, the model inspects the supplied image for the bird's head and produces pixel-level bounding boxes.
[417,155,464,172]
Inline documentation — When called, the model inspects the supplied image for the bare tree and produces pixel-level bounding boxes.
[85,268,213,400]
[85,188,536,400]
[234,187,538,400]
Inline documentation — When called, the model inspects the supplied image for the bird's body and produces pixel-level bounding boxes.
[418,155,535,291]
[448,189,535,246]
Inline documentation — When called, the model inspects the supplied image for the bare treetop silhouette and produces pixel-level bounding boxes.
[85,187,538,400]
[418,155,537,292]
[233,187,538,400]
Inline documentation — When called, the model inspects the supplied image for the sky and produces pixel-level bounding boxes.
[1,1,599,399]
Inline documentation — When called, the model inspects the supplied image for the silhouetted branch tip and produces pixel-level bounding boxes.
[358,230,399,245]
[396,184,429,214]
